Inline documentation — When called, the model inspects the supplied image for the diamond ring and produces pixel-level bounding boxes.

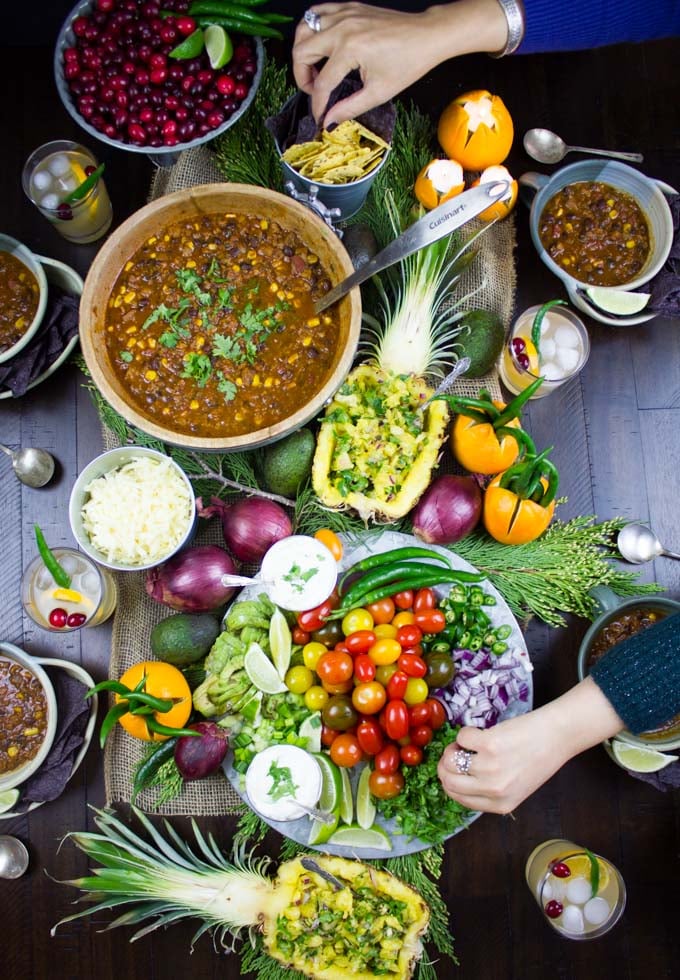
[303,9,322,32]
[454,749,474,775]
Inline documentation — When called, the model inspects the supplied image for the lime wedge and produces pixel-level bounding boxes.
[308,808,340,845]
[312,752,342,813]
[0,788,20,814]
[585,286,651,316]
[326,824,392,852]
[204,24,233,70]
[299,712,322,753]
[339,766,354,825]
[244,642,287,694]
[170,28,205,60]
[610,737,677,772]
[269,607,292,679]
[356,765,377,830]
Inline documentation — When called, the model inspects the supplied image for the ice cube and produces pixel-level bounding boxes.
[540,337,557,359]
[554,323,580,348]
[58,175,78,193]
[555,346,581,373]
[565,876,592,905]
[79,570,100,595]
[584,897,611,926]
[540,360,564,382]
[48,153,71,177]
[59,554,80,575]
[539,314,552,336]
[546,877,567,901]
[41,193,60,211]
[560,904,585,934]
[32,169,51,191]
[35,566,54,590]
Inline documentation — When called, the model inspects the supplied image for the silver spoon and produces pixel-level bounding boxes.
[523,128,644,165]
[0,443,55,488]
[617,522,680,564]
[283,799,337,825]
[0,836,29,879]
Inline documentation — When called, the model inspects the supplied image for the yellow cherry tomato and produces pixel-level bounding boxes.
[342,608,374,635]
[302,641,328,671]
[304,685,329,711]
[314,528,343,561]
[374,622,398,640]
[352,681,387,715]
[375,663,398,686]
[285,665,314,694]
[368,637,402,666]
[404,677,430,705]
[391,610,415,629]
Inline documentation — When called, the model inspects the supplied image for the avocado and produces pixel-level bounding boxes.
[456,309,505,378]
[262,427,316,497]
[150,613,221,666]
[342,223,378,271]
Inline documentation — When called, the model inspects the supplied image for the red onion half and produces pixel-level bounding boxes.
[174,722,229,781]
[145,544,238,612]
[412,474,482,544]
[197,495,292,563]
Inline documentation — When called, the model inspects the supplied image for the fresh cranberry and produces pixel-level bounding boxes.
[64,62,81,80]
[234,70,246,83]
[135,68,150,85]
[233,43,251,63]
[84,164,97,176]
[164,134,180,146]
[91,114,107,130]
[122,59,136,74]
[516,352,530,370]
[207,110,224,129]
[175,106,189,121]
[113,107,129,127]
[97,0,116,10]
[181,74,196,93]
[149,52,166,69]
[64,46,79,62]
[177,119,196,140]
[139,106,155,123]
[233,82,248,101]
[216,74,235,96]
[160,24,178,44]
[67,612,88,628]
[49,608,69,628]
[200,98,215,112]
[162,118,177,137]
[78,98,95,118]
[137,44,153,63]
[550,862,572,878]
[128,122,147,143]
[242,60,256,76]
[544,900,563,919]
[175,16,197,36]
[165,94,180,110]
[197,69,213,86]
[116,89,129,107]
[72,16,90,37]
[100,85,116,103]
[142,1,160,16]
[84,24,100,42]
[149,67,167,85]
[168,64,184,81]
[511,337,526,355]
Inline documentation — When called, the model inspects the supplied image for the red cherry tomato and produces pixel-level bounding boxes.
[386,670,409,700]
[323,679,354,695]
[410,724,433,748]
[368,770,405,799]
[400,744,424,767]
[414,608,447,634]
[352,681,387,715]
[334,642,351,655]
[365,597,396,625]
[297,599,333,632]
[396,624,423,647]
[356,719,385,756]
[392,589,415,610]
[409,702,432,727]
[397,653,427,678]
[413,588,436,613]
[316,650,354,687]
[345,630,377,655]
[321,724,338,747]
[426,698,447,730]
[292,627,311,645]
[374,743,400,775]
[330,733,363,767]
[353,654,376,683]
[383,699,410,740]
[400,643,423,658]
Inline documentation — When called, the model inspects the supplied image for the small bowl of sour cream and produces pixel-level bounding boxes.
[245,745,323,822]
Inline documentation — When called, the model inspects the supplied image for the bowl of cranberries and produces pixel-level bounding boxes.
[54,0,263,161]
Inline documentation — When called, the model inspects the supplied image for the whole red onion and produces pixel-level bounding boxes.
[174,722,229,781]
[412,474,482,544]
[145,544,237,612]
[197,496,292,563]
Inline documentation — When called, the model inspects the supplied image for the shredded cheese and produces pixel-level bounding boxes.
[81,456,193,566]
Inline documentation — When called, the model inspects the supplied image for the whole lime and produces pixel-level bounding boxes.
[262,428,316,497]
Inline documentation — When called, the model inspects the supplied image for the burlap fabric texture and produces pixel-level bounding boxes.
[104,145,515,815]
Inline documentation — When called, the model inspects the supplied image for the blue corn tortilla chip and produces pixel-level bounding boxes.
[0,287,79,397]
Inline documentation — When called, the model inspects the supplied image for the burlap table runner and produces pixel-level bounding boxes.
[104,146,515,815]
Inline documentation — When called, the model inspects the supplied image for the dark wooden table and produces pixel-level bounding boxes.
[3,7,680,978]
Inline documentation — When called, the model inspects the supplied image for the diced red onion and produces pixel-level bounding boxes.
[436,646,532,728]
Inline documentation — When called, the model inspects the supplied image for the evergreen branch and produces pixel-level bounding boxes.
[184,454,294,508]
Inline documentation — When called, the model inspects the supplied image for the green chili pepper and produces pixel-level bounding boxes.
[340,559,460,606]
[190,0,291,19]
[194,15,283,38]
[336,569,485,613]
[99,702,130,749]
[124,691,175,713]
[531,299,568,355]
[131,738,178,802]
[34,525,71,589]
[145,717,201,739]
[341,546,450,583]
[86,679,130,698]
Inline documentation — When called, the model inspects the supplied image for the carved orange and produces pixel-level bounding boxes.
[471,165,518,221]
[437,90,514,172]
[414,158,465,210]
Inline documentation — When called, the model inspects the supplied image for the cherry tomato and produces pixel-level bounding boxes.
[314,528,343,561]
[374,622,398,640]
[353,654,376,683]
[400,643,423,658]
[413,588,436,613]
[302,641,327,671]
[352,681,387,715]
[368,770,405,799]
[316,650,354,687]
[427,698,448,730]
[322,694,359,731]
[330,733,363,768]
[345,630,377,655]
[292,627,310,645]
[321,724,338,747]
[414,608,447,634]
[297,599,333,632]
[404,677,429,705]
[400,744,424,767]
[284,665,314,694]
[375,663,398,686]
[342,608,374,635]
[368,637,402,666]
[374,743,401,775]
[391,610,415,628]
[410,724,433,748]
[324,679,354,694]
[356,718,384,756]
[409,702,432,727]
[334,642,351,655]
[386,670,409,700]
[304,685,329,711]
[384,699,410,740]
[424,651,455,689]
[393,589,415,610]
[396,624,423,647]
[365,597,396,624]
[311,619,345,648]
[398,653,427,678]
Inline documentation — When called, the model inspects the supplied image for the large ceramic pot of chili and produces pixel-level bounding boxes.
[79,183,362,450]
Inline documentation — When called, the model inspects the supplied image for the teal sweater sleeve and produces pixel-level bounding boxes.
[589,613,680,735]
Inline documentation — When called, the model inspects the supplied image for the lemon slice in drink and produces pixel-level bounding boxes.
[562,853,610,893]
[584,286,651,316]
[327,824,392,852]
[0,789,20,815]
[356,765,377,830]
[269,607,292,679]
[52,587,84,604]
[244,642,287,694]
[204,25,234,70]
[339,767,354,825]
[611,737,678,772]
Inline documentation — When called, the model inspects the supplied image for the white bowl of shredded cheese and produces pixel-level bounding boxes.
[69,446,196,571]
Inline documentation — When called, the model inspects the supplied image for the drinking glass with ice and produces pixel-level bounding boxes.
[499,304,590,399]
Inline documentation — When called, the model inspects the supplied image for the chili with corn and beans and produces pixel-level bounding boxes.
[0,251,40,352]
[0,657,48,775]
[538,181,650,286]
[106,213,340,437]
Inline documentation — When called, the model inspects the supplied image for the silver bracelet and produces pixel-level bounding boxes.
[491,0,525,57]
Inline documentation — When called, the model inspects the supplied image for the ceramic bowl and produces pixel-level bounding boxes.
[519,161,675,326]
[0,234,48,364]
[0,643,59,792]
[78,183,361,450]
[68,445,197,571]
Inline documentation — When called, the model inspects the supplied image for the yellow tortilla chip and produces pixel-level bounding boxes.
[281,119,390,185]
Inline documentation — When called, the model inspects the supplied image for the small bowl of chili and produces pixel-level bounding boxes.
[0,234,48,365]
[520,161,675,326]
[0,643,58,793]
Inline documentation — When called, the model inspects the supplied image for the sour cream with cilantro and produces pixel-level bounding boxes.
[260,535,338,611]
[245,746,322,821]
